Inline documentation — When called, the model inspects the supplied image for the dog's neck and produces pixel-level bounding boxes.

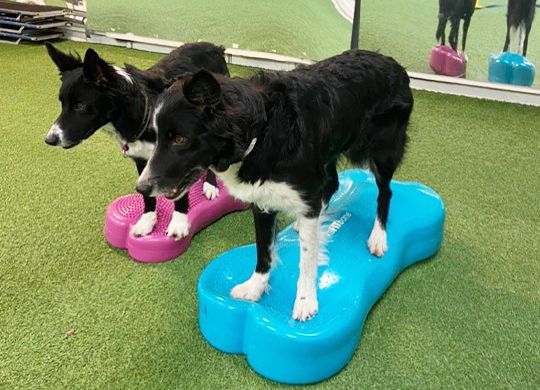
[110,74,156,144]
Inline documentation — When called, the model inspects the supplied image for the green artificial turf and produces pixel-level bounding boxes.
[86,0,351,61]
[0,41,539,389]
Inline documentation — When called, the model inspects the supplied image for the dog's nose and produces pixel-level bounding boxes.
[136,182,153,197]
[45,133,60,146]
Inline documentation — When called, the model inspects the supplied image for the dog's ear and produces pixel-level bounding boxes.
[45,42,82,72]
[182,70,221,107]
[83,48,114,85]
[125,63,170,91]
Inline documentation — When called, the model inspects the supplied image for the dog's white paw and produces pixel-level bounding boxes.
[292,283,318,322]
[131,211,157,236]
[166,211,190,240]
[230,272,269,302]
[367,218,387,257]
[203,182,219,200]
[292,221,299,232]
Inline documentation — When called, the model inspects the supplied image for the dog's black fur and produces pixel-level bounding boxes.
[503,0,536,56]
[436,0,475,52]
[44,42,229,238]
[137,49,413,320]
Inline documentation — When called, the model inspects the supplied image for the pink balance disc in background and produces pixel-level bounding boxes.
[104,176,247,263]
[429,45,467,77]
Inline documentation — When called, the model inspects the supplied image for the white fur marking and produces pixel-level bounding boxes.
[123,140,155,160]
[152,103,163,133]
[202,182,219,200]
[47,122,64,145]
[166,211,190,240]
[293,216,320,321]
[518,21,526,55]
[113,66,134,84]
[214,163,307,216]
[230,272,270,301]
[367,217,388,257]
[509,25,518,52]
[131,211,157,236]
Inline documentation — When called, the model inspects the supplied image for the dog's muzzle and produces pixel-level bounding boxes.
[45,123,63,147]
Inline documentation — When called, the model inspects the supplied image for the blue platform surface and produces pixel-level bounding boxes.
[197,170,445,384]
[488,52,535,87]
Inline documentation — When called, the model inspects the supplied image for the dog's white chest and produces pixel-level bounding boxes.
[214,164,307,215]
[122,140,155,160]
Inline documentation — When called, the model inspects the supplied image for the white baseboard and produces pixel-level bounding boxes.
[59,27,540,106]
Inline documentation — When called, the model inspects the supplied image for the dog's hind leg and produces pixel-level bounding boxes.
[449,16,460,51]
[523,27,530,57]
[131,158,157,236]
[522,2,536,57]
[436,14,448,45]
[230,208,277,302]
[462,15,472,52]
[518,21,527,55]
[503,25,511,52]
[355,101,411,257]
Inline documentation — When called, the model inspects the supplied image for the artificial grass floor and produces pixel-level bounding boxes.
[0,41,539,389]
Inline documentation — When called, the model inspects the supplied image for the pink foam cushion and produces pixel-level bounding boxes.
[429,45,467,77]
[104,176,247,263]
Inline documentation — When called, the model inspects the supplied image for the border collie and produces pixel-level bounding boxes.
[436,0,475,52]
[503,0,536,56]
[44,42,229,239]
[136,49,413,321]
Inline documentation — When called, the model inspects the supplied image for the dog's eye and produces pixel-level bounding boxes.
[173,135,187,146]
[74,103,86,112]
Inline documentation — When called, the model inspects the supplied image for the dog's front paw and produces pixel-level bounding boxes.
[230,273,269,302]
[292,283,318,322]
[202,182,219,200]
[131,211,157,236]
[166,211,190,240]
[367,219,387,257]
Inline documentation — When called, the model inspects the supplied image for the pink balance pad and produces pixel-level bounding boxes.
[104,176,247,263]
[429,45,467,77]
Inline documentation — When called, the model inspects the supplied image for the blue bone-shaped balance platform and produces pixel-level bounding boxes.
[488,52,535,87]
[198,170,445,384]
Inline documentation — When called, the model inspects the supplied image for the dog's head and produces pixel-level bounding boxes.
[137,70,239,200]
[44,43,128,148]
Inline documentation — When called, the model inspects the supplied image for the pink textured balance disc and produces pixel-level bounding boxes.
[104,176,247,263]
[429,45,467,77]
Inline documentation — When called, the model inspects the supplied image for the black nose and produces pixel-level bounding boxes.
[45,133,59,146]
[136,182,153,197]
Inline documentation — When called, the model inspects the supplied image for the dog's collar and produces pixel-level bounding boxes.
[130,91,152,143]
[243,138,257,158]
[120,92,151,157]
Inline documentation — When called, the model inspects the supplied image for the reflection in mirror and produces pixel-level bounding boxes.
[356,0,538,87]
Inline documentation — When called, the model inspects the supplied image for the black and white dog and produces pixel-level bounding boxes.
[44,42,229,239]
[136,49,413,321]
[436,0,475,52]
[503,0,536,56]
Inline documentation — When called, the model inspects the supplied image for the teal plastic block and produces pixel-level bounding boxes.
[489,52,535,87]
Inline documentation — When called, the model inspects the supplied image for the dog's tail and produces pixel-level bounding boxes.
[345,78,413,169]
